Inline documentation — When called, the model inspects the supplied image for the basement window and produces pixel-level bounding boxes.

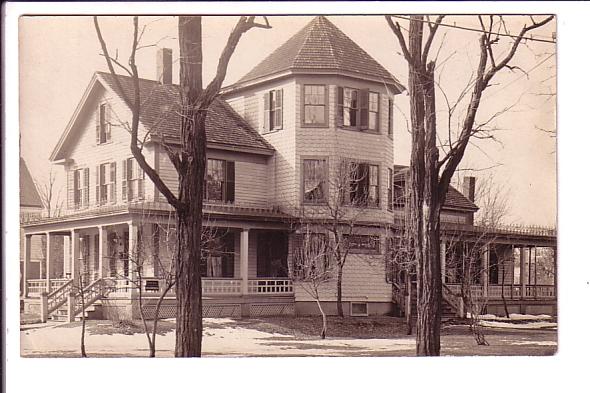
[350,302,368,317]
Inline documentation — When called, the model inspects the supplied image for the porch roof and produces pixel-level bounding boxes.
[22,201,294,234]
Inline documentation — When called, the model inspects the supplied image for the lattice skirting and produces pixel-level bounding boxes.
[203,304,241,318]
[141,304,242,319]
[250,303,294,317]
[142,304,177,319]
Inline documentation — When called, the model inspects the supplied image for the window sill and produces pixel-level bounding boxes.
[338,127,381,135]
[301,123,329,129]
[261,128,283,135]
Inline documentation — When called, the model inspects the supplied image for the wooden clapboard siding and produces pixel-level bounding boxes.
[63,84,156,211]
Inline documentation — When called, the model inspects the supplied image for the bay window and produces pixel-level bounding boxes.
[337,87,380,132]
[303,158,327,203]
[302,85,327,126]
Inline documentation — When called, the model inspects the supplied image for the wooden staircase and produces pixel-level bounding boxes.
[42,278,112,322]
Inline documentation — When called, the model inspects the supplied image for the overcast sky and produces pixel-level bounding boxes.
[18,15,556,226]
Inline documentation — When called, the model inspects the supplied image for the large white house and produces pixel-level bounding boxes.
[21,16,556,322]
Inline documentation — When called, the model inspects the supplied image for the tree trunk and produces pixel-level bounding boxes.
[174,16,207,358]
[336,264,344,317]
[315,297,328,339]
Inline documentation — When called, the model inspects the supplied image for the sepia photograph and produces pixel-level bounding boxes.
[16,12,558,358]
[7,2,590,392]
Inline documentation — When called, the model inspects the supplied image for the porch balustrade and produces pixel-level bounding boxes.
[445,283,555,300]
[202,278,241,295]
[248,278,293,294]
[27,278,70,297]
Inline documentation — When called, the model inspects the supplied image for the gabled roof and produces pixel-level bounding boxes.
[98,72,274,154]
[51,72,274,160]
[20,157,43,208]
[231,16,405,92]
[393,165,479,212]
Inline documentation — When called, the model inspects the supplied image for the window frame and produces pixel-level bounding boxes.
[96,102,112,145]
[387,168,394,211]
[263,89,283,133]
[387,98,394,139]
[301,157,329,205]
[73,167,89,210]
[205,158,235,203]
[344,234,381,255]
[337,87,380,134]
[347,161,380,208]
[123,157,145,202]
[301,84,329,127]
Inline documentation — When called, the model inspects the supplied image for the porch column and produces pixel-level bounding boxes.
[482,244,489,298]
[71,230,80,284]
[45,232,52,292]
[519,246,526,299]
[553,246,558,300]
[98,226,107,278]
[23,234,32,298]
[63,236,70,278]
[240,229,249,295]
[440,241,446,284]
[128,222,138,286]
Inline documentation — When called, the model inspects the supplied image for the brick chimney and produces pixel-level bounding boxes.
[157,48,173,84]
[462,176,476,202]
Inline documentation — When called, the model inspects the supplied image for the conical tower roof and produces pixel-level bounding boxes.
[235,16,404,92]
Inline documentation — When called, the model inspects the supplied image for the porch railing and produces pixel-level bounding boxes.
[248,278,293,294]
[445,283,555,300]
[203,278,241,295]
[27,278,72,297]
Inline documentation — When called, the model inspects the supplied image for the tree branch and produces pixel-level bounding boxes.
[385,16,412,62]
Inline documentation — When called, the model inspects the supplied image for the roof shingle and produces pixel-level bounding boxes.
[234,16,404,91]
[394,165,479,211]
[97,72,274,153]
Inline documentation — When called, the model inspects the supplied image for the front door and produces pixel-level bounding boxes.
[256,231,288,278]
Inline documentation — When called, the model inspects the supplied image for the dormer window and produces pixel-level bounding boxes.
[263,89,283,133]
[337,87,380,132]
[96,103,112,144]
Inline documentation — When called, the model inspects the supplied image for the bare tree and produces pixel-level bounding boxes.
[94,16,271,356]
[300,160,370,318]
[291,226,332,339]
[386,14,554,355]
[35,167,64,218]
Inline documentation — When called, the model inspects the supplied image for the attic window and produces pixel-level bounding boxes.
[96,103,112,144]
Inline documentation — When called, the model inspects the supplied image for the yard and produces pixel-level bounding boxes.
[20,315,557,357]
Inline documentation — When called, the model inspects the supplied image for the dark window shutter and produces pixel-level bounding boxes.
[84,168,90,206]
[222,232,235,278]
[388,98,393,136]
[275,89,283,130]
[360,89,369,130]
[106,104,112,141]
[336,86,344,127]
[67,169,74,209]
[122,159,128,201]
[95,106,101,144]
[263,92,270,133]
[225,161,235,203]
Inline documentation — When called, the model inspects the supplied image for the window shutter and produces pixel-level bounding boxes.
[336,86,344,127]
[110,162,117,202]
[263,92,270,133]
[122,159,128,201]
[95,105,101,144]
[95,165,100,205]
[138,163,145,200]
[359,89,369,130]
[84,167,90,207]
[127,158,134,200]
[275,89,283,130]
[67,169,74,209]
[225,161,235,203]
[388,98,393,137]
[106,104,112,141]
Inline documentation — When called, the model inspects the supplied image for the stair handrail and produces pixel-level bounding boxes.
[71,278,105,317]
[47,279,74,314]
[441,282,461,312]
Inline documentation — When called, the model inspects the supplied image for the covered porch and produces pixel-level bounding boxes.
[22,203,296,320]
